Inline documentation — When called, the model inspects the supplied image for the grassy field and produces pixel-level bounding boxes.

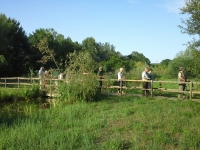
[1,95,200,149]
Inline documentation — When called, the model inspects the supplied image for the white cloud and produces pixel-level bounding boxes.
[162,0,185,14]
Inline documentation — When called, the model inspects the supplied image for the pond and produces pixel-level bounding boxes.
[0,97,57,121]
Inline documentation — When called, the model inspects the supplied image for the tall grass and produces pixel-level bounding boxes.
[1,95,200,149]
[58,73,99,104]
[57,51,99,103]
[0,85,42,102]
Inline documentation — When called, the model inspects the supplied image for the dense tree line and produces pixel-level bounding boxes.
[0,13,150,77]
[0,14,30,76]
[0,0,199,79]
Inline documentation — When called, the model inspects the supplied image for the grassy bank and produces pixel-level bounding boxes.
[1,95,200,149]
[0,86,43,103]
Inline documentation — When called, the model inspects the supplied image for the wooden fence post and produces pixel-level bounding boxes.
[18,77,20,88]
[120,80,122,95]
[151,80,153,97]
[190,82,193,100]
[50,76,52,97]
[159,81,162,95]
[5,78,6,88]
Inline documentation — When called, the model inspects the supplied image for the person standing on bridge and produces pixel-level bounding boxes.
[178,67,189,99]
[97,67,104,92]
[38,67,45,89]
[148,68,153,89]
[118,68,125,94]
[142,67,150,96]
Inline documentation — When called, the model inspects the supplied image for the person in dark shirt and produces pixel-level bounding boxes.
[148,68,153,89]
[97,67,104,92]
[178,67,189,99]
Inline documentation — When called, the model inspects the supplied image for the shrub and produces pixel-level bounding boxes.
[58,51,99,103]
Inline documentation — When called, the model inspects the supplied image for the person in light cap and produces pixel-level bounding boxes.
[142,67,150,96]
[178,67,188,99]
[38,67,45,89]
[118,68,125,94]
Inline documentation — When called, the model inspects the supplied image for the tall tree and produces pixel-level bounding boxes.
[179,0,200,48]
[28,28,71,72]
[160,59,171,67]
[127,51,151,65]
[178,0,200,78]
[0,13,29,77]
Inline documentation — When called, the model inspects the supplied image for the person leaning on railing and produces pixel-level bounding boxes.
[38,67,45,89]
[97,67,104,92]
[118,68,125,94]
[148,68,153,89]
[178,67,189,99]
[142,67,150,96]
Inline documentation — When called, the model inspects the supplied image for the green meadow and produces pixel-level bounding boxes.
[1,94,200,150]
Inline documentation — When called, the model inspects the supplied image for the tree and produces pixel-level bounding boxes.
[28,28,60,71]
[167,57,194,79]
[0,13,30,77]
[127,51,151,65]
[179,0,200,49]
[175,0,200,79]
[160,59,171,66]
[28,28,79,72]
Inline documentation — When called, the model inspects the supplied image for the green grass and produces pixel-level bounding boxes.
[0,86,43,102]
[1,95,200,149]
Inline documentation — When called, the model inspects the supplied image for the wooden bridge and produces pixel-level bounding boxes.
[1,77,200,100]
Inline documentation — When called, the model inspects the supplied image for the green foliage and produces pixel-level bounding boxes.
[100,55,123,73]
[167,56,196,79]
[28,28,64,71]
[28,28,83,73]
[0,86,42,102]
[58,51,99,103]
[0,55,6,66]
[126,65,146,80]
[160,59,171,66]
[0,13,30,77]
[22,85,41,99]
[180,0,200,36]
[179,0,200,57]
[37,37,60,71]
[171,45,200,79]
[167,1,200,80]
[128,51,151,65]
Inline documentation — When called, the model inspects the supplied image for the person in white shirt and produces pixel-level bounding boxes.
[118,68,125,94]
[58,73,63,80]
[38,67,45,89]
[142,67,150,96]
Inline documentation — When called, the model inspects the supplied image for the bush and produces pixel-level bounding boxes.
[57,51,99,103]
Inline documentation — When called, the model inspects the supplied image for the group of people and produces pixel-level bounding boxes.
[38,66,64,89]
[97,67,153,95]
[39,66,188,99]
[98,66,187,99]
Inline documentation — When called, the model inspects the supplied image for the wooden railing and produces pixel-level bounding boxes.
[0,77,200,100]
[99,79,199,100]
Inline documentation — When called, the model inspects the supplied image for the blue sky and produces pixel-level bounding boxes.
[0,0,192,63]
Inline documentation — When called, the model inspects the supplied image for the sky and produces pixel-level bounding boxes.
[0,0,193,63]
